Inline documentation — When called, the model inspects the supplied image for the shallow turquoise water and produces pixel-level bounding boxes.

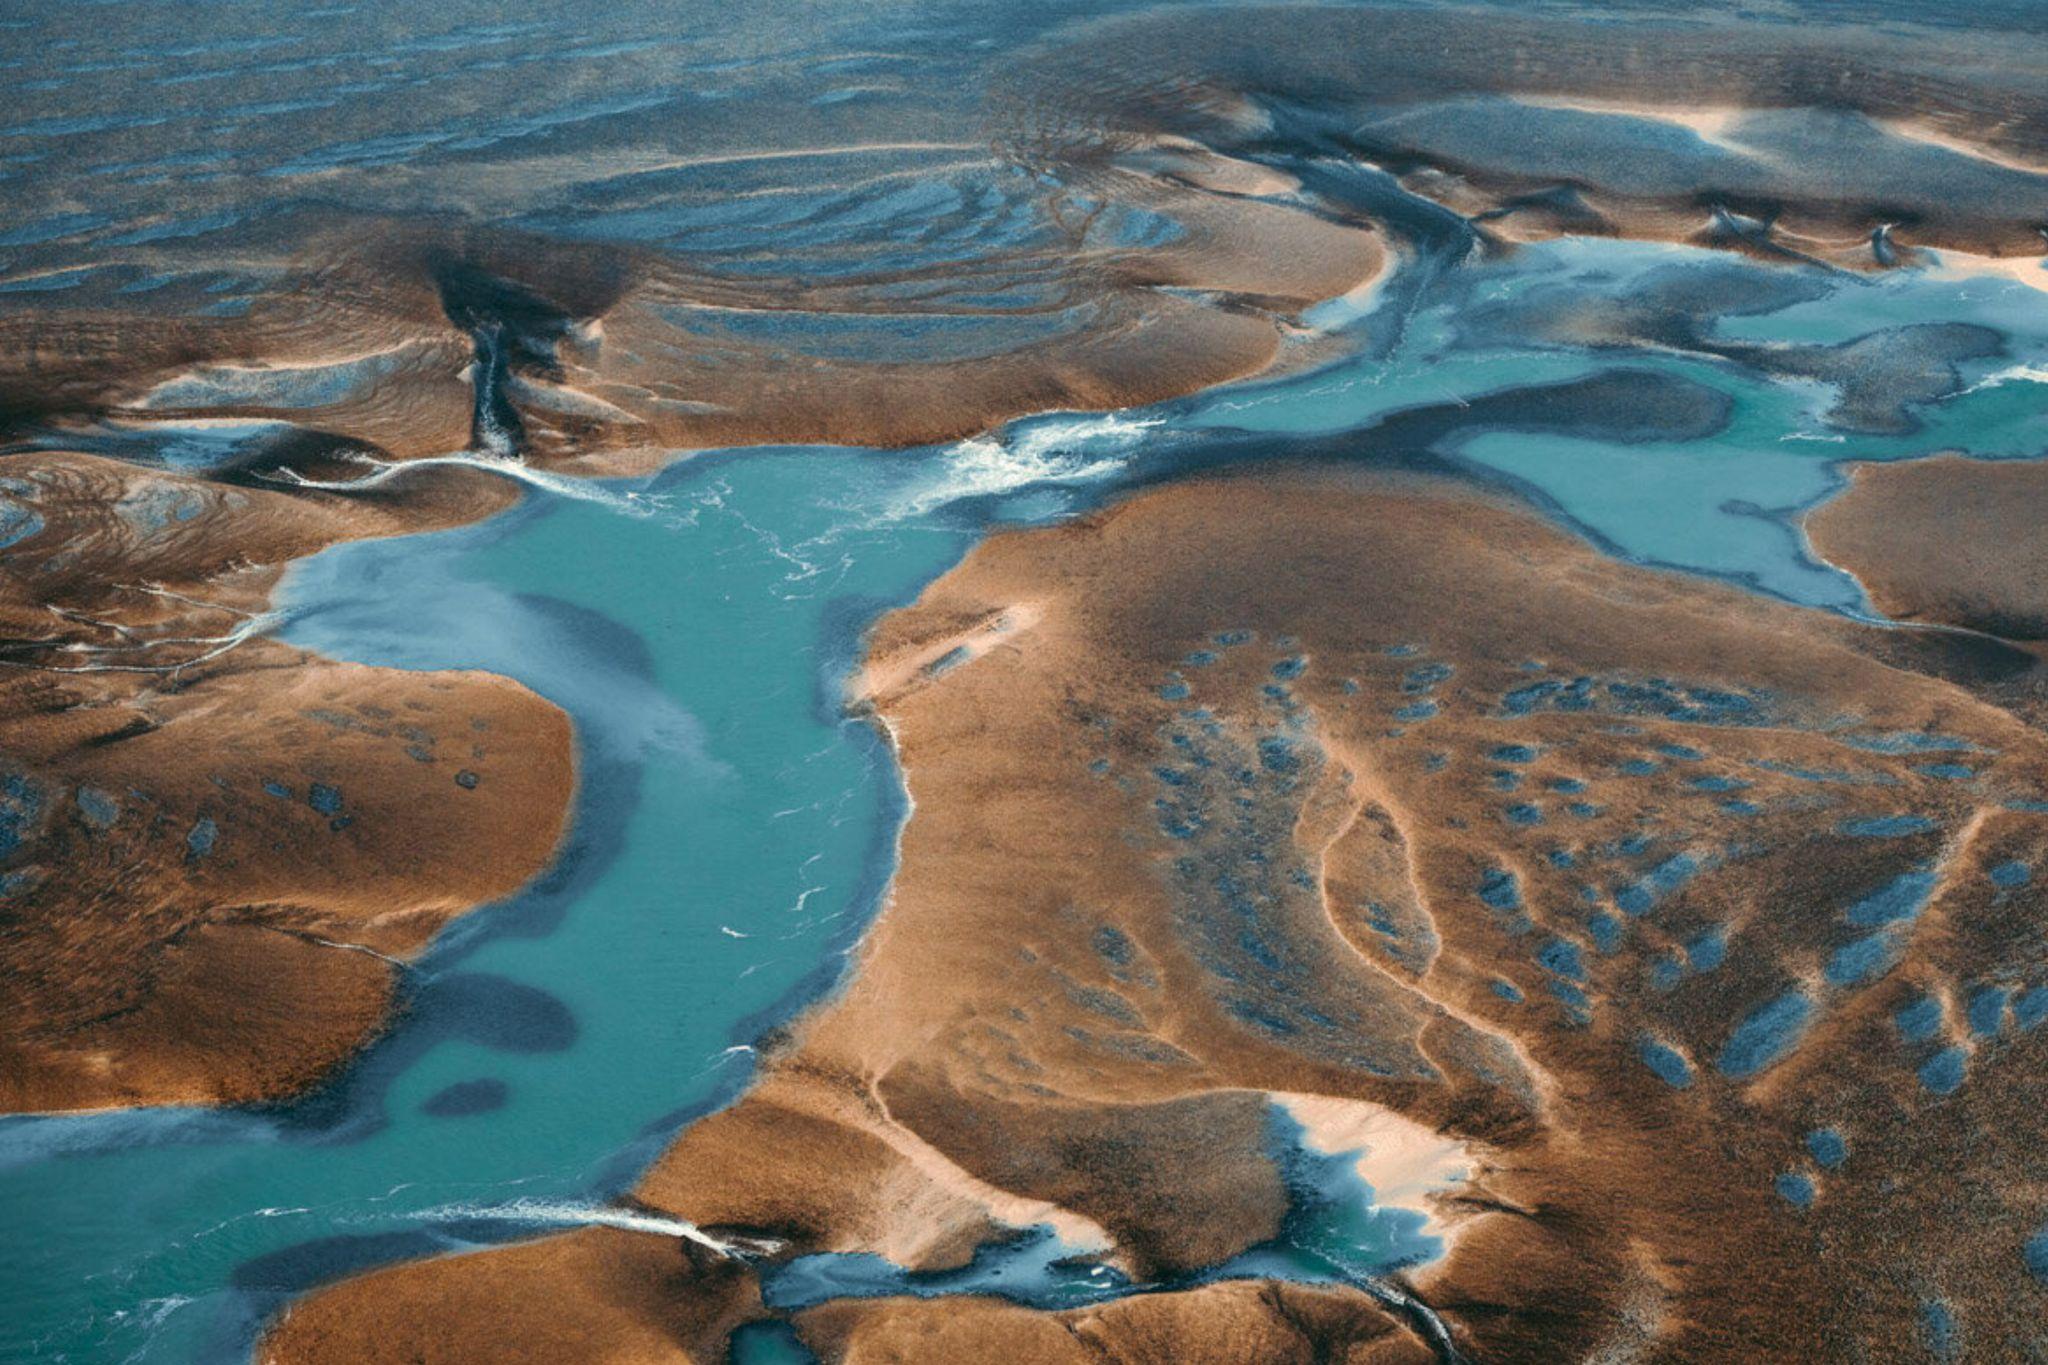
[754,1104,1442,1317]
[0,425,1483,1360]
[1178,237,2048,609]
[0,451,972,1362]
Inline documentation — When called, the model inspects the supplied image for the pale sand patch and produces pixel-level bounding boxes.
[1514,96,1756,153]
[1119,136,1304,199]
[132,340,441,399]
[1271,1091,1472,1241]
[855,600,1046,704]
[1294,257,1392,336]
[1924,244,2048,295]
[1876,118,2048,177]
[861,1105,1118,1262]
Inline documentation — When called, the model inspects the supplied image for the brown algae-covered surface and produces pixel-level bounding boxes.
[0,189,1381,1113]
[4,0,2047,1357]
[1809,454,2048,645]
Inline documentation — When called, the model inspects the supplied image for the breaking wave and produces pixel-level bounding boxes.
[889,411,1163,518]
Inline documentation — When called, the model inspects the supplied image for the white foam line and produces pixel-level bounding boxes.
[410,1198,784,1259]
[263,451,665,518]
[0,592,282,675]
[302,935,407,968]
[1955,362,2048,397]
[888,411,1162,519]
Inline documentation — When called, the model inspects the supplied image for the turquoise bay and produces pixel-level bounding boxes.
[0,450,971,1363]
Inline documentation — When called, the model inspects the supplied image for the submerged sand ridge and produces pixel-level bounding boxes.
[267,470,2048,1361]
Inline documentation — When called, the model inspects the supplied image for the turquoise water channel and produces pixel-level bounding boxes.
[0,451,973,1362]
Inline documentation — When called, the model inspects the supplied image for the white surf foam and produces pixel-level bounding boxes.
[408,1198,784,1258]
[1957,362,2048,396]
[890,411,1161,518]
[263,450,666,518]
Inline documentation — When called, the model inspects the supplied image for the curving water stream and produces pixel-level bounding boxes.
[0,447,961,1360]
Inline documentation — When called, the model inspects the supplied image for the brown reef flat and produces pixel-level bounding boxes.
[266,468,2048,1361]
[0,125,1388,1113]
[0,450,572,1111]
[797,1280,1431,1364]
[10,0,2048,1348]
[256,1228,764,1365]
[1809,453,2048,647]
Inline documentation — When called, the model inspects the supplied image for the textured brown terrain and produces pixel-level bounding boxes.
[7,0,2048,1351]
[0,450,572,1110]
[0,193,1382,480]
[1809,454,2048,646]
[265,468,2048,1361]
[796,1280,1434,1364]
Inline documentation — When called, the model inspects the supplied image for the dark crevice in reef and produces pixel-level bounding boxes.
[1369,1278,1470,1365]
[428,256,597,458]
[463,321,525,458]
[1262,102,1484,258]
[429,257,587,375]
[1238,101,1486,356]
[431,263,556,459]
[79,715,159,747]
